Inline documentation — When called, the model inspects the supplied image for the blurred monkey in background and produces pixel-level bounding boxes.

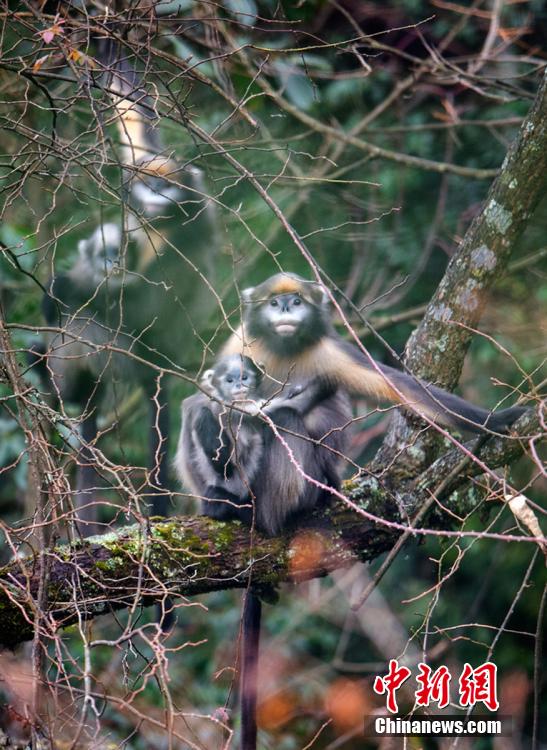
[38,43,220,533]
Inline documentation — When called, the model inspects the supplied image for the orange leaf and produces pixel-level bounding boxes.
[257,691,295,730]
[33,54,49,73]
[68,48,82,63]
[325,678,373,731]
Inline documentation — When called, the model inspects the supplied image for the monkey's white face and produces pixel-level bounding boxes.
[244,286,328,357]
[217,370,257,401]
[264,293,309,336]
[77,223,123,286]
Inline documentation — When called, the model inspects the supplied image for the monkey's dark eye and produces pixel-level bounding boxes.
[227,376,233,383]
[293,297,301,306]
[270,299,279,307]
[242,374,248,380]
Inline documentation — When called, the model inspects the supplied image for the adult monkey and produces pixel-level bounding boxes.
[176,353,351,750]
[221,272,526,434]
[39,40,219,533]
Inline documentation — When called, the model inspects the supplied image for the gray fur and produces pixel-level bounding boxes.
[175,355,352,536]
[252,388,351,536]
[175,392,263,501]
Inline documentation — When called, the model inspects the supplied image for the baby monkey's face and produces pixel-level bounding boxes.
[218,369,255,401]
[210,355,261,402]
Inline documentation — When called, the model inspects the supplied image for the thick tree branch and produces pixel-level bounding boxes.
[0,412,538,649]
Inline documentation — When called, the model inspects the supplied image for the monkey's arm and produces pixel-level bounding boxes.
[330,337,525,434]
[194,406,235,478]
[263,377,338,417]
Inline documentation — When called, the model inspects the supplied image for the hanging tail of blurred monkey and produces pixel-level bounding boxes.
[241,591,262,750]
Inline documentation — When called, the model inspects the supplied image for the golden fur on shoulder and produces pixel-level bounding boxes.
[222,329,401,402]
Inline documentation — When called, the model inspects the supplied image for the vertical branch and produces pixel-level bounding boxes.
[0,303,56,732]
[376,70,547,468]
[405,70,547,389]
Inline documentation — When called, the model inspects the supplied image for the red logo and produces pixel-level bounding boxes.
[373,660,499,714]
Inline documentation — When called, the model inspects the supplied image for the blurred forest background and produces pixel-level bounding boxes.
[0,0,545,748]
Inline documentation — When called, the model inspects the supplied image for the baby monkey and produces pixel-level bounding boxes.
[175,353,346,535]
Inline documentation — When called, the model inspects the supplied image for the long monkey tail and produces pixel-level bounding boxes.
[102,40,177,177]
[378,362,526,434]
[324,339,526,434]
[241,591,262,750]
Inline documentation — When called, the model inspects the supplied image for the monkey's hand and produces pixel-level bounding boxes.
[262,384,306,412]
[286,383,305,399]
[261,392,301,414]
[232,399,264,417]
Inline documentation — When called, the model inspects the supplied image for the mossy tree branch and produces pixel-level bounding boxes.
[0,410,539,650]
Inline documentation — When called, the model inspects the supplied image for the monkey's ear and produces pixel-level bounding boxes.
[241,286,256,303]
[201,369,215,390]
[308,282,329,307]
